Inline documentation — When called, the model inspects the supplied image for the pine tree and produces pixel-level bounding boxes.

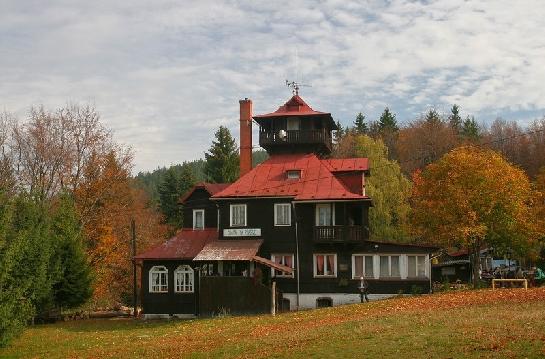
[204,126,239,183]
[448,104,462,134]
[158,167,183,227]
[334,120,345,144]
[378,107,399,132]
[462,116,480,142]
[179,164,196,197]
[353,112,368,134]
[0,194,34,347]
[51,194,92,311]
[425,109,442,125]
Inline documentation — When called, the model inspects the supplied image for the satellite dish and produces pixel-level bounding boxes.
[278,129,287,140]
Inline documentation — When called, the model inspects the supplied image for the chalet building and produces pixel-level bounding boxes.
[135,91,437,318]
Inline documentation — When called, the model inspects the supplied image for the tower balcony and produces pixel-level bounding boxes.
[259,129,332,154]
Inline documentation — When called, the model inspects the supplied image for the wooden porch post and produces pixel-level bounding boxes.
[271,281,276,316]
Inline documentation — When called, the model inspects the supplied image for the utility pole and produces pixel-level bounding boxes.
[131,219,137,317]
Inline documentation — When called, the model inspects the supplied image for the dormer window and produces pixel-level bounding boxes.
[286,170,301,179]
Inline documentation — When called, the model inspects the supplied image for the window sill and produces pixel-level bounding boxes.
[149,291,168,294]
[174,291,195,294]
[314,275,337,278]
[274,224,291,227]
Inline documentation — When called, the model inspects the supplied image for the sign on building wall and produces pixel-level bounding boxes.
[223,228,262,237]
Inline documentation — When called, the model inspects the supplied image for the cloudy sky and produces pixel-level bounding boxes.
[2,0,545,172]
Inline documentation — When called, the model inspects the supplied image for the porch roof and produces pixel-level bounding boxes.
[253,255,294,274]
[194,239,263,261]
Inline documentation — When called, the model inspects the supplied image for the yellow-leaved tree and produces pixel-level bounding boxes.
[411,146,540,287]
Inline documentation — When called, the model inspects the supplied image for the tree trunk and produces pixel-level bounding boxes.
[472,241,481,288]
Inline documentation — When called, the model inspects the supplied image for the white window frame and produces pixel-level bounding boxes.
[379,255,401,278]
[351,254,375,279]
[193,209,205,230]
[313,253,337,278]
[274,203,291,226]
[286,170,301,179]
[407,255,428,278]
[271,254,295,278]
[315,203,335,226]
[230,204,247,227]
[174,265,194,293]
[149,265,168,293]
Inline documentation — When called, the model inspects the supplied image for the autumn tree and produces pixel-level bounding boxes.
[396,110,459,175]
[204,126,239,183]
[336,134,411,241]
[412,146,538,287]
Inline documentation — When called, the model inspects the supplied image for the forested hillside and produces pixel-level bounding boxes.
[134,150,269,204]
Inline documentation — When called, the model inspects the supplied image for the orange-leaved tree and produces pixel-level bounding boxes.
[411,146,539,287]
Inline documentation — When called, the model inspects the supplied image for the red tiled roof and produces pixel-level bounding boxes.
[179,182,231,204]
[253,95,329,119]
[134,228,217,260]
[212,153,369,201]
[193,239,263,261]
[322,158,369,172]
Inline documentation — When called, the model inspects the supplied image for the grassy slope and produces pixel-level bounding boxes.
[2,289,545,359]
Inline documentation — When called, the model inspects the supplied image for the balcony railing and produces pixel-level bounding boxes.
[259,129,332,147]
[314,226,365,243]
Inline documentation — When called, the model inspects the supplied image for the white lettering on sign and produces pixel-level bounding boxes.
[223,228,261,237]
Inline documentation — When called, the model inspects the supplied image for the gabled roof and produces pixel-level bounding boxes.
[134,228,217,260]
[179,182,231,204]
[253,95,336,128]
[212,153,370,201]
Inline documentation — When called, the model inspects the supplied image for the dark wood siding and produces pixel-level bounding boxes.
[199,277,271,316]
[215,199,434,295]
[141,260,198,315]
[182,188,217,229]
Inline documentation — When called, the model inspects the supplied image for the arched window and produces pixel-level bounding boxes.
[175,265,194,293]
[149,266,168,293]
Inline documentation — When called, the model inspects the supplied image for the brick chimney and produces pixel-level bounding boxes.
[239,98,253,177]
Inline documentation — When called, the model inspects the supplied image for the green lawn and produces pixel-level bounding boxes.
[2,288,545,358]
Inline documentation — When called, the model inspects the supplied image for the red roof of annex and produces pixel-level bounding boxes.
[134,228,217,260]
[212,153,370,201]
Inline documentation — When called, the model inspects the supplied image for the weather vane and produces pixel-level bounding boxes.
[285,80,310,96]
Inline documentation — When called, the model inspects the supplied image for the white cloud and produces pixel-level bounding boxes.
[1,0,545,172]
